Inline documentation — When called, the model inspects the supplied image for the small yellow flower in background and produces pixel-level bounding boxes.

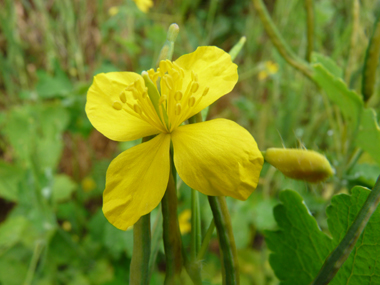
[81,176,96,193]
[62,221,72,232]
[258,61,279,81]
[86,46,263,230]
[132,0,153,13]
[108,6,119,17]
[258,70,268,81]
[264,148,334,183]
[178,209,191,234]
[265,61,279,74]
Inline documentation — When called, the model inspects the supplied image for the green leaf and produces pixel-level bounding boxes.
[52,174,77,203]
[266,187,380,284]
[2,103,70,170]
[346,163,380,188]
[0,216,28,256]
[0,161,24,201]
[311,53,343,78]
[312,62,363,127]
[327,186,380,284]
[265,190,333,285]
[356,109,380,165]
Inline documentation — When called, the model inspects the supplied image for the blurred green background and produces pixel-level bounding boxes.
[1,0,380,284]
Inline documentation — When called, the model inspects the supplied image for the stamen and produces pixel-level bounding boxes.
[175,103,182,115]
[188,96,196,107]
[112,101,123,110]
[119,92,126,103]
[171,70,180,80]
[159,95,167,105]
[191,70,198,82]
[133,104,142,115]
[190,82,199,93]
[174,91,183,101]
[202,86,209,97]
[163,76,172,90]
[159,61,167,76]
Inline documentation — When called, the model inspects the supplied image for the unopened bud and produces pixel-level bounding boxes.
[264,148,334,183]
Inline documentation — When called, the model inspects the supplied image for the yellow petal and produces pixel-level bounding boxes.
[174,46,238,120]
[133,0,153,13]
[103,134,171,230]
[86,72,161,141]
[171,119,263,200]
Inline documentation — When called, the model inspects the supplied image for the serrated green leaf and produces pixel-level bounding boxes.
[312,62,363,127]
[356,109,380,165]
[311,53,343,78]
[265,190,334,285]
[267,187,380,284]
[327,186,380,284]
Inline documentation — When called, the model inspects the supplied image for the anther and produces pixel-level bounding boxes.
[159,95,167,105]
[191,70,198,82]
[171,70,180,80]
[112,101,123,110]
[202,86,209,97]
[190,82,199,93]
[188,96,196,107]
[119,92,126,103]
[159,61,167,75]
[164,74,174,89]
[175,103,182,115]
[174,91,183,101]
[133,104,142,115]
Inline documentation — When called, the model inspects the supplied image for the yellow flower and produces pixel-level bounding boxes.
[86,46,263,230]
[258,70,268,81]
[132,0,153,13]
[108,6,119,17]
[81,176,96,192]
[265,61,279,74]
[178,209,191,234]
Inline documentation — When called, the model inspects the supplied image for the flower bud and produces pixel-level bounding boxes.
[264,148,334,183]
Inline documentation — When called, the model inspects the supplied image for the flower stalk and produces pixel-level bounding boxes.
[208,196,240,285]
[252,0,313,79]
[162,163,183,284]
[129,213,151,285]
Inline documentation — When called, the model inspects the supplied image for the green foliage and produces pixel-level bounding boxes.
[265,190,333,285]
[327,187,380,284]
[266,187,380,284]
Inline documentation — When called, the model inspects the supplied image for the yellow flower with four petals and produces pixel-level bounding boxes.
[86,46,263,230]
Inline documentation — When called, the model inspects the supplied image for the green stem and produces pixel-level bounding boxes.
[208,196,239,285]
[148,208,163,280]
[23,240,44,285]
[191,189,202,260]
[304,0,314,62]
[361,11,380,102]
[162,169,182,284]
[197,219,215,261]
[311,175,380,285]
[252,0,313,79]
[130,214,151,285]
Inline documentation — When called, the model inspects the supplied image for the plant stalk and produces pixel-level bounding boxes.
[130,214,151,285]
[208,196,239,285]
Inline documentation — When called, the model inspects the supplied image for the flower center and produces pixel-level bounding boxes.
[111,60,209,133]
